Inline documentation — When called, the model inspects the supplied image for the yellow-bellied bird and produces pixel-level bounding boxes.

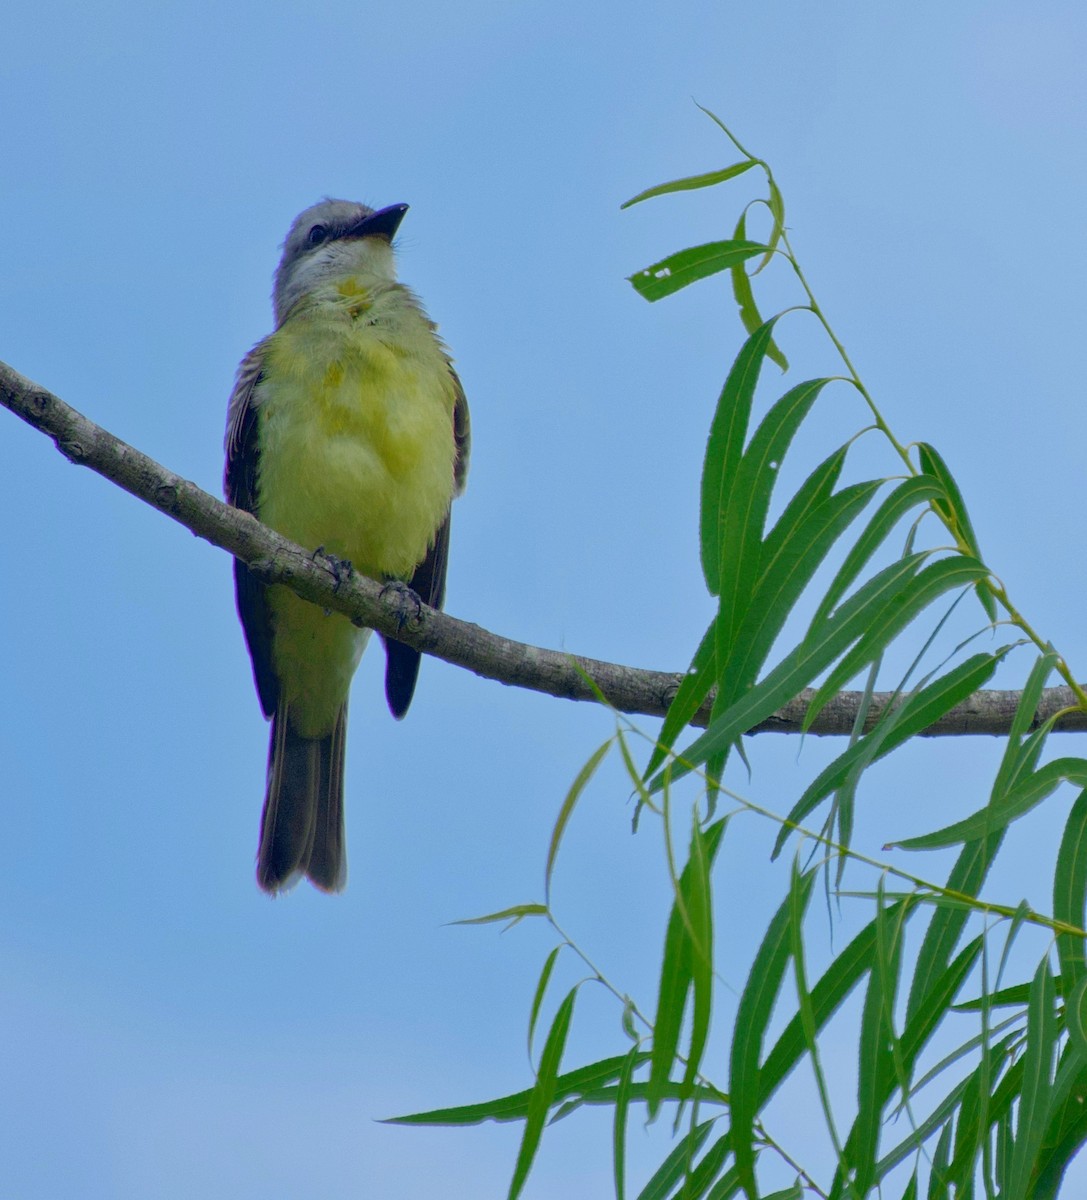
[224,200,470,893]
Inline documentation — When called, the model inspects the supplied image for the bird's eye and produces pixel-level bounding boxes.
[307,224,329,247]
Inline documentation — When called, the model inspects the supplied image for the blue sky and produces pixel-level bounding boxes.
[4,2,1087,1196]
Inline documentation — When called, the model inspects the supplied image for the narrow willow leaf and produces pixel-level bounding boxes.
[528,945,564,1062]
[629,241,770,302]
[804,555,989,728]
[766,177,785,254]
[1053,788,1087,991]
[853,889,905,1196]
[681,816,717,1093]
[730,872,813,1198]
[761,902,906,1104]
[911,836,1009,1026]
[1066,977,1087,1066]
[953,981,1035,1011]
[917,442,995,621]
[907,653,1057,1021]
[890,757,1087,851]
[549,1081,724,1123]
[645,616,717,781]
[1031,1040,1087,1197]
[761,1188,802,1200]
[613,1045,640,1200]
[508,987,577,1200]
[729,210,788,371]
[928,1119,954,1199]
[900,1173,919,1200]
[788,858,845,1168]
[945,1049,990,1191]
[899,937,983,1075]
[387,1052,651,1126]
[876,1078,971,1180]
[1006,957,1057,1200]
[721,476,882,704]
[715,378,833,677]
[669,1131,734,1200]
[1000,652,1058,776]
[650,552,930,792]
[621,160,757,209]
[808,475,945,633]
[773,653,1003,859]
[701,319,783,596]
[647,819,727,1116]
[451,903,549,927]
[546,738,612,902]
[634,1118,716,1200]
[704,1163,742,1200]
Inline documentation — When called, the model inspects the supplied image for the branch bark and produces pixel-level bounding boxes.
[3,357,1083,738]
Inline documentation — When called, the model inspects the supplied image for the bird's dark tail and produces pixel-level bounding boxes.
[257,702,347,893]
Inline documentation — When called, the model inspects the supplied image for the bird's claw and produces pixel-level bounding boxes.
[380,578,424,633]
[314,547,354,592]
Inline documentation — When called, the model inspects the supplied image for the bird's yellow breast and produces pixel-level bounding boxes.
[255,286,457,579]
[248,281,458,736]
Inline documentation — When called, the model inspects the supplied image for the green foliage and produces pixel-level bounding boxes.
[395,116,1087,1198]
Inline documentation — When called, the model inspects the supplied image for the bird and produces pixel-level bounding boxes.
[224,198,470,893]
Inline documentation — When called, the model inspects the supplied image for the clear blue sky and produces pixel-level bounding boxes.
[3,2,1087,1196]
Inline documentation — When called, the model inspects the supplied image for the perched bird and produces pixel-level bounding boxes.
[224,199,470,893]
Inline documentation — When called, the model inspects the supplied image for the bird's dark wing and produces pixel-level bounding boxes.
[225,341,278,719]
[383,368,471,718]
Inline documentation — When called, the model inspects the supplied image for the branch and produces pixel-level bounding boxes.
[3,358,1082,739]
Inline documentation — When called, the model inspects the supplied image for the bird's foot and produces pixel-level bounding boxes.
[314,547,354,592]
[380,578,424,633]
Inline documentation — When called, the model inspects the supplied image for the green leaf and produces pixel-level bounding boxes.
[1066,977,1087,1067]
[876,1078,971,1181]
[647,818,727,1117]
[633,1118,716,1200]
[528,945,563,1062]
[649,553,937,792]
[546,738,611,902]
[730,210,788,369]
[508,987,577,1200]
[386,1052,651,1126]
[898,935,983,1081]
[715,378,833,678]
[451,903,548,927]
[761,903,908,1115]
[906,653,1058,1021]
[720,473,882,707]
[612,1045,639,1200]
[700,319,783,595]
[917,442,995,621]
[803,554,990,728]
[645,616,717,781]
[681,816,717,1093]
[629,241,770,302]
[928,1118,954,1199]
[853,888,905,1196]
[730,872,813,1199]
[668,1132,734,1200]
[1053,787,1087,992]
[889,757,1087,850]
[772,651,1003,859]
[1006,956,1058,1200]
[621,160,757,209]
[788,858,845,1172]
[808,475,945,632]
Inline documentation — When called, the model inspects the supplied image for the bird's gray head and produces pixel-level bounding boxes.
[272,198,409,325]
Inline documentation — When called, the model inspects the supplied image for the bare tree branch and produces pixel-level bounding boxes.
[3,357,1083,738]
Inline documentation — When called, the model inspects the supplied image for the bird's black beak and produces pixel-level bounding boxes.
[347,203,409,243]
